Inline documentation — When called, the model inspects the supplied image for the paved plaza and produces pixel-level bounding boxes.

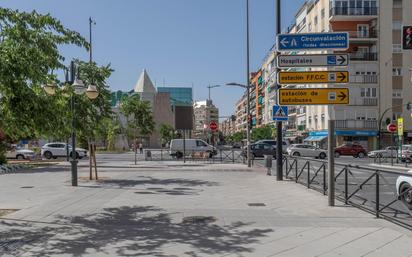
[1,153,412,257]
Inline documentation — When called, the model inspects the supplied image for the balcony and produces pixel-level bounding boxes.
[349,97,378,106]
[346,30,378,40]
[330,7,378,21]
[350,75,378,84]
[349,52,377,61]
[335,120,378,129]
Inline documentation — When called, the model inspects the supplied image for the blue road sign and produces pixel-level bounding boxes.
[277,32,349,51]
[273,106,288,121]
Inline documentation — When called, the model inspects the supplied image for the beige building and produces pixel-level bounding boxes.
[278,0,412,150]
[193,100,219,141]
[235,93,248,132]
[220,116,236,137]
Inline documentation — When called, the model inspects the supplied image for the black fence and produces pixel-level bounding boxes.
[282,156,412,229]
[143,149,246,164]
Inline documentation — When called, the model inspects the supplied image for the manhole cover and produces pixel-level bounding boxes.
[248,203,266,207]
[182,216,217,225]
[20,186,34,189]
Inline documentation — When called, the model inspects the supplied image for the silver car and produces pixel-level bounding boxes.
[368,146,398,158]
[287,144,327,159]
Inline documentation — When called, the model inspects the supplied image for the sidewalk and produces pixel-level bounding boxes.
[0,157,412,257]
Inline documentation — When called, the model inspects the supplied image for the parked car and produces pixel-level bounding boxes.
[286,144,327,159]
[170,139,216,158]
[368,146,398,158]
[41,143,87,159]
[334,143,367,158]
[255,140,290,153]
[243,143,276,159]
[400,145,412,163]
[396,169,412,210]
[6,145,36,160]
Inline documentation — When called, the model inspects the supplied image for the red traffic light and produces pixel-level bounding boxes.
[402,26,412,50]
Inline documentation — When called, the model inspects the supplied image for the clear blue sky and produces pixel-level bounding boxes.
[3,0,304,117]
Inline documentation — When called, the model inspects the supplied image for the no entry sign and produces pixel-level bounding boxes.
[387,123,397,133]
[210,121,218,131]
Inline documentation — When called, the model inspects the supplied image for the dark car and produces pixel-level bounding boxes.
[243,143,276,159]
[335,143,367,158]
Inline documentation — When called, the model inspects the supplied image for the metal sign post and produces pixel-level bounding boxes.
[328,120,335,206]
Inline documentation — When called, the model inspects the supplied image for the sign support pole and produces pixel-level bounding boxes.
[275,0,283,181]
[328,120,335,206]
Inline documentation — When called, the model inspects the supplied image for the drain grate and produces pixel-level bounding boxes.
[182,216,217,225]
[20,186,34,189]
[248,203,266,207]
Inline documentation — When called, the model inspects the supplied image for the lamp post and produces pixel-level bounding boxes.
[43,61,99,186]
[207,85,221,101]
[226,82,252,167]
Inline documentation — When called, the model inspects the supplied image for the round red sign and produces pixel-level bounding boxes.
[210,121,218,131]
[387,123,397,133]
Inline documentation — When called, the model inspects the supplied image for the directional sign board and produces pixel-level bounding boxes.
[278,88,349,105]
[277,54,349,68]
[277,32,349,51]
[278,71,349,85]
[273,106,288,121]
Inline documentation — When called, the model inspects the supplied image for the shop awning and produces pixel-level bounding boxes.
[304,135,327,142]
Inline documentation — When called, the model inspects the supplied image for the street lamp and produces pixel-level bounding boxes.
[207,85,221,101]
[44,61,99,186]
[226,82,252,167]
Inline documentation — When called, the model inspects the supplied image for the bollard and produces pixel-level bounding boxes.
[264,155,273,176]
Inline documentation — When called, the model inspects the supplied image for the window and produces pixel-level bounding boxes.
[393,21,402,30]
[196,140,207,147]
[321,8,325,18]
[357,24,369,37]
[308,23,312,32]
[314,16,318,25]
[393,44,402,53]
[393,67,403,76]
[393,0,402,8]
[361,88,377,98]
[393,89,403,98]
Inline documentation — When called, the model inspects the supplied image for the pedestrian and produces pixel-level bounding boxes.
[139,143,143,154]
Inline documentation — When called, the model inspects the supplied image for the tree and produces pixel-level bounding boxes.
[0,7,88,160]
[227,131,246,143]
[251,126,274,141]
[120,94,155,147]
[159,123,174,147]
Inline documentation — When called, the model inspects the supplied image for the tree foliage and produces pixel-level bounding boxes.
[120,94,155,142]
[159,123,174,146]
[0,7,88,141]
[227,131,246,143]
[251,125,274,141]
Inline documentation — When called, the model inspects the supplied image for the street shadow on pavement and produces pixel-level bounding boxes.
[94,176,219,188]
[0,206,273,257]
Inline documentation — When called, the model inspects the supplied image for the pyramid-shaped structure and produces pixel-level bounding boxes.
[134,69,156,93]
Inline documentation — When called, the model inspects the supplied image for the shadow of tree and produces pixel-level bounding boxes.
[0,206,273,257]
[96,176,219,188]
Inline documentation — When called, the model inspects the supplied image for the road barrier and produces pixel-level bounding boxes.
[143,149,246,164]
[282,155,412,229]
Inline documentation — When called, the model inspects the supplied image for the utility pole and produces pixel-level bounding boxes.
[246,0,251,168]
[275,0,283,180]
[89,17,95,63]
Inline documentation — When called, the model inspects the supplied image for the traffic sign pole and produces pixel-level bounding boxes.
[275,0,283,181]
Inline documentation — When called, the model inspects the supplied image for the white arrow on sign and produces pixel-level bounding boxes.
[280,38,289,48]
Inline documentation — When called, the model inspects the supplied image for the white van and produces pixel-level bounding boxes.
[170,139,215,158]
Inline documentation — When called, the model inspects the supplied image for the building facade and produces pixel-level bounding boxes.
[193,100,219,142]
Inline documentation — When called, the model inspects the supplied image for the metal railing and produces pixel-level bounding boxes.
[143,149,246,164]
[330,7,378,16]
[350,75,378,84]
[282,155,412,229]
[335,119,378,129]
[349,52,378,61]
[346,30,378,39]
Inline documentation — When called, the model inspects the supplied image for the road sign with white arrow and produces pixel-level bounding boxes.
[277,32,349,51]
[278,88,349,105]
[277,54,349,68]
[278,71,349,84]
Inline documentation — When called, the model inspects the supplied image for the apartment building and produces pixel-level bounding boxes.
[281,0,412,150]
[235,93,247,132]
[193,100,219,141]
[220,116,236,137]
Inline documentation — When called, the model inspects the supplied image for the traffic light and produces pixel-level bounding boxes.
[402,26,412,50]
[248,114,253,128]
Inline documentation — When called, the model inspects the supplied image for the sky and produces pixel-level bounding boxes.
[2,0,305,118]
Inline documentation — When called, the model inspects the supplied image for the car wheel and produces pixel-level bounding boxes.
[377,153,383,158]
[16,155,25,160]
[252,153,256,159]
[358,152,365,158]
[44,151,53,160]
[334,152,340,158]
[70,152,80,159]
[176,152,183,159]
[400,183,412,210]
[319,152,326,159]
[292,152,300,157]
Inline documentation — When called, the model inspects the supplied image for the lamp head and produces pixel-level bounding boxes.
[86,84,99,100]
